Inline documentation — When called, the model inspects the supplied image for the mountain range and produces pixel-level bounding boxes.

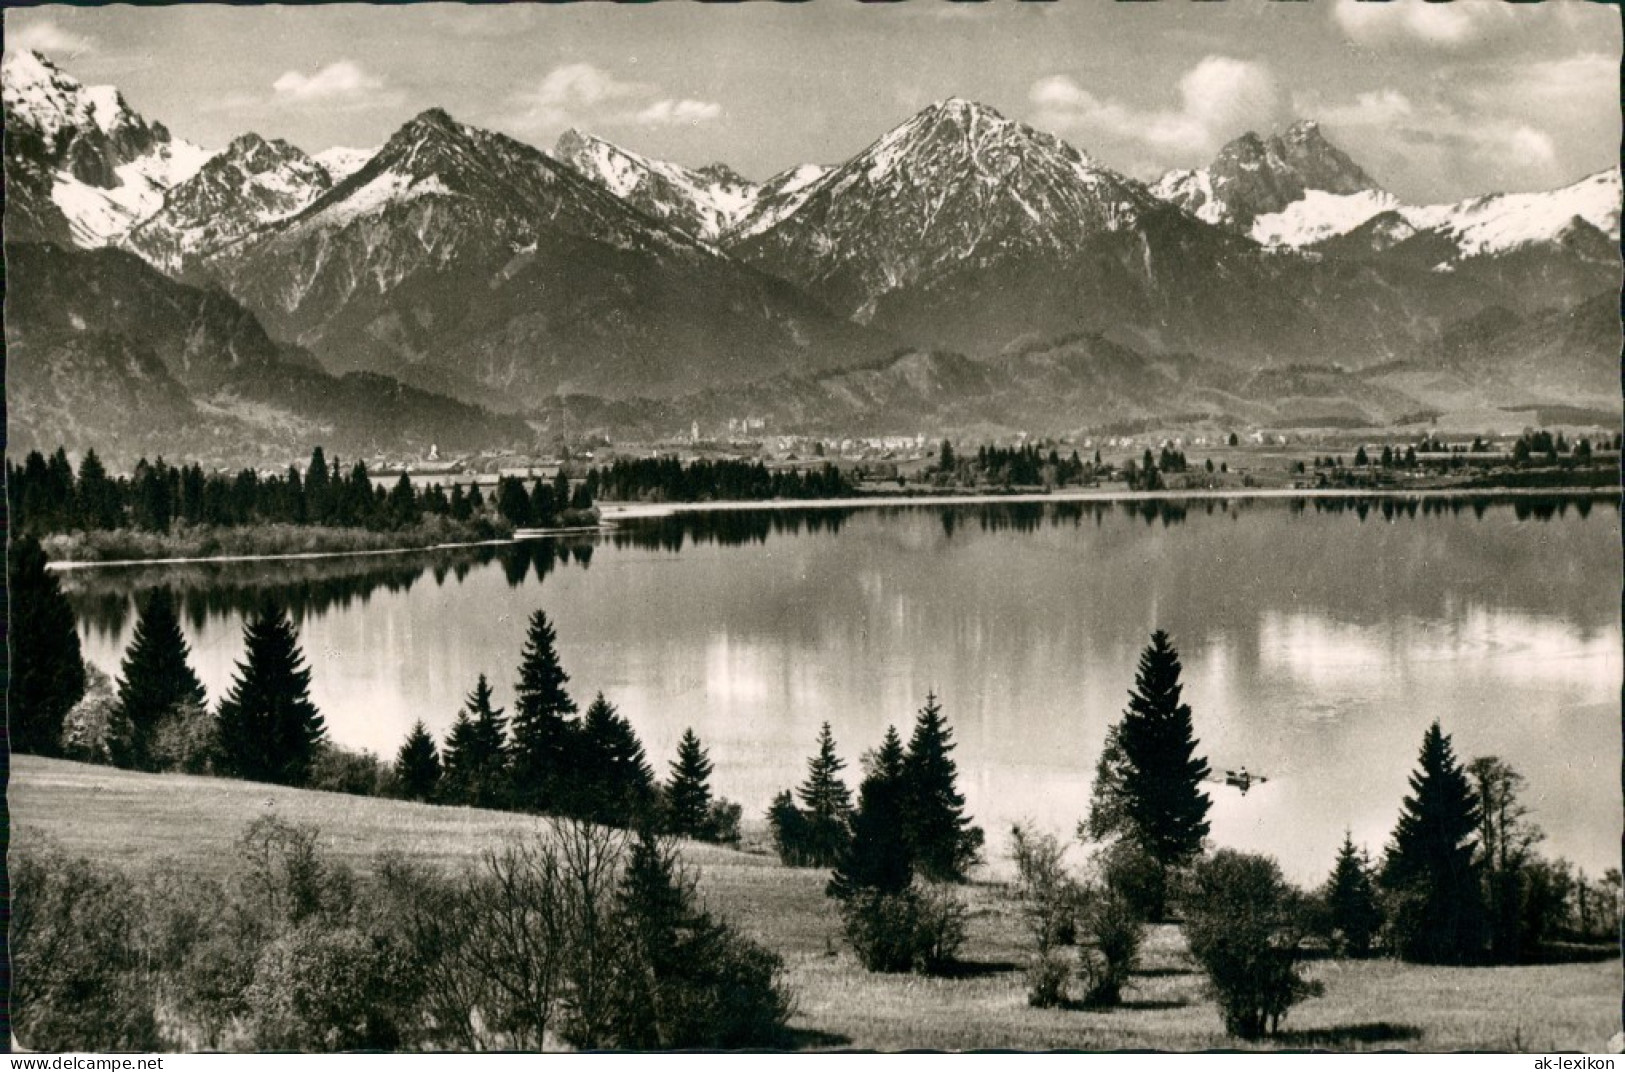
[4,48,1619,464]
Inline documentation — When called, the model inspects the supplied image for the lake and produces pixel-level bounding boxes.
[66,496,1622,884]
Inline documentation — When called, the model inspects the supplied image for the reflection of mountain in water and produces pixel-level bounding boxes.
[65,495,1612,637]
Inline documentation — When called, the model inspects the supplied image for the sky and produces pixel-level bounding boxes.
[5,1,1619,204]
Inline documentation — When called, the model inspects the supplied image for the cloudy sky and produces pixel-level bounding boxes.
[6,1,1618,204]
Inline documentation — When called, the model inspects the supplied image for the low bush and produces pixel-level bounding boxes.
[307,743,394,798]
[704,798,744,845]
[1183,850,1324,1040]
[1076,887,1142,1008]
[840,883,967,975]
[150,699,219,775]
[10,845,165,1052]
[1026,952,1072,1009]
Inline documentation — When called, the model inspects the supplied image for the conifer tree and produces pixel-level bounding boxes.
[114,587,207,770]
[8,535,87,755]
[901,692,984,882]
[829,726,912,900]
[1116,631,1212,902]
[441,675,507,807]
[509,610,578,813]
[665,728,716,838]
[795,722,854,866]
[394,720,442,801]
[1322,832,1382,957]
[611,829,792,1049]
[215,601,326,786]
[576,693,656,827]
[1382,720,1484,964]
[439,709,479,805]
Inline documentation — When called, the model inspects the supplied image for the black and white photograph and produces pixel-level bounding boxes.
[4,0,1621,1055]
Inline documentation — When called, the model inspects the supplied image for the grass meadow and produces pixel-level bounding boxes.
[10,755,1620,1053]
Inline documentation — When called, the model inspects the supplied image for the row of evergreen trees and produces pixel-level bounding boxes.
[6,447,546,536]
[587,457,855,503]
[389,615,738,841]
[931,441,1093,488]
[12,546,738,844]
[767,699,985,886]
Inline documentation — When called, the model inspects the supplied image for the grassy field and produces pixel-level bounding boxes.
[11,755,1621,1053]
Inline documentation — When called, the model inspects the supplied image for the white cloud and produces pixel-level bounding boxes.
[1331,0,1554,51]
[1300,50,1612,200]
[273,60,388,103]
[635,98,723,126]
[1030,56,1282,164]
[502,63,720,137]
[503,63,649,134]
[1316,89,1416,129]
[10,19,98,56]
[533,63,647,110]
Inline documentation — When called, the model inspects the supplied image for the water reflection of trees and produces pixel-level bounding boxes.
[609,509,855,553]
[66,494,1613,637]
[65,537,599,638]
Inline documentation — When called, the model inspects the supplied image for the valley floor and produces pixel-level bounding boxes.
[11,755,1620,1053]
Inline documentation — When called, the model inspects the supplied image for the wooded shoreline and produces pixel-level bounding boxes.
[44,483,1619,571]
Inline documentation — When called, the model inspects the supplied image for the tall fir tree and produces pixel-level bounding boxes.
[1116,631,1212,878]
[8,535,88,755]
[1382,720,1484,964]
[113,587,207,770]
[795,722,855,867]
[1322,832,1382,957]
[441,675,508,808]
[665,728,716,839]
[828,725,913,900]
[576,693,657,827]
[900,692,984,882]
[508,609,578,813]
[215,601,327,786]
[394,720,442,802]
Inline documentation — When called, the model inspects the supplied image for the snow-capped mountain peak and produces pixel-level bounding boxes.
[313,145,376,183]
[1153,118,1380,235]
[121,132,332,274]
[3,49,215,246]
[553,127,760,242]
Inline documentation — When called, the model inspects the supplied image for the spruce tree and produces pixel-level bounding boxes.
[215,601,327,786]
[8,535,88,755]
[508,610,578,813]
[665,728,716,839]
[1117,631,1212,877]
[829,726,913,900]
[114,587,207,770]
[1323,832,1382,957]
[1382,720,1484,964]
[441,675,507,808]
[394,720,442,801]
[576,693,656,827]
[900,692,984,882]
[439,709,479,805]
[795,722,854,866]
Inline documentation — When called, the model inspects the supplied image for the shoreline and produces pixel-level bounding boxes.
[595,482,1618,520]
[45,483,1615,572]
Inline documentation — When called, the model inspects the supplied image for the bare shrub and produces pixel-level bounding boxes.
[11,846,164,1051]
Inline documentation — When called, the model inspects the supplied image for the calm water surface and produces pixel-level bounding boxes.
[69,498,1622,883]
